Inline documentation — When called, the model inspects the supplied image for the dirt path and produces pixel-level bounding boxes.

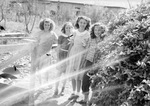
[0,50,83,106]
[35,80,82,106]
[29,65,81,106]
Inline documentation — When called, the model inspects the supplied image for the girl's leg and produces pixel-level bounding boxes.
[37,63,42,85]
[89,89,93,102]
[54,71,62,95]
[45,69,49,84]
[60,63,67,94]
[54,58,65,95]
[68,78,77,100]
[38,74,42,85]
[39,61,46,85]
[82,72,90,101]
[72,79,76,94]
[54,82,59,95]
[60,79,66,94]
[82,60,93,103]
[77,78,82,94]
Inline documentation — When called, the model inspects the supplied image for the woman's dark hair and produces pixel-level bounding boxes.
[90,23,107,39]
[61,22,73,34]
[74,16,91,31]
[39,18,55,31]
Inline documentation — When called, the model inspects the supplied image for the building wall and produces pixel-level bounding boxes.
[45,2,86,18]
[42,2,124,23]
[9,0,126,25]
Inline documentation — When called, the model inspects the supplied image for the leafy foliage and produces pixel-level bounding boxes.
[90,3,150,106]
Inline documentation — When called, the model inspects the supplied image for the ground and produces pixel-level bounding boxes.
[0,50,83,106]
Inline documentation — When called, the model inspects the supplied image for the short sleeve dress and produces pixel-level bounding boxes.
[37,31,58,57]
[67,30,90,80]
[33,31,58,70]
[57,34,72,73]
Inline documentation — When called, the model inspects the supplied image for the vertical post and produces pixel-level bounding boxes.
[57,0,60,25]
[29,43,36,106]
[127,0,131,8]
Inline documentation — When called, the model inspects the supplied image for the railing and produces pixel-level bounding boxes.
[0,32,37,106]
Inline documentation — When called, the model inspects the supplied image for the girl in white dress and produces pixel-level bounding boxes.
[32,18,58,85]
[67,16,91,99]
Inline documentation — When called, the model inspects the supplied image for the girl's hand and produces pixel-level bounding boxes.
[82,41,86,47]
[82,39,88,47]
[69,38,74,44]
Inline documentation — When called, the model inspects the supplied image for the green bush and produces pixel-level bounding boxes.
[90,3,150,106]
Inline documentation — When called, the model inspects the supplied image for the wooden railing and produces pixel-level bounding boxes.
[0,32,37,106]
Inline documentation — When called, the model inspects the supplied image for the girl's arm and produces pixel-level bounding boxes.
[53,32,58,44]
[56,45,60,61]
[51,32,58,51]
[55,36,63,61]
[68,32,76,54]
[68,42,73,54]
[30,31,40,51]
[82,32,90,48]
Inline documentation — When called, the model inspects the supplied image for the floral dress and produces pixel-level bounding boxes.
[67,30,90,80]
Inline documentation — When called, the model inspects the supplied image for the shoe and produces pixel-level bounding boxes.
[34,90,43,100]
[59,87,65,95]
[59,93,64,96]
[87,101,92,106]
[68,93,79,100]
[53,90,58,96]
[76,100,87,105]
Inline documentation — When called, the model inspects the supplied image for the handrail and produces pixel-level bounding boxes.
[0,32,27,37]
[0,43,30,53]
[0,32,36,106]
[0,43,32,71]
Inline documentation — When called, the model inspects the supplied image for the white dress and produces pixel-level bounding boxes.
[67,30,90,80]
[33,30,58,69]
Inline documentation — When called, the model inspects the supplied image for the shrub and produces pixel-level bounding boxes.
[90,3,150,106]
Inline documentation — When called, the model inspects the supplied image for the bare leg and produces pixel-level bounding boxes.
[54,82,59,95]
[38,62,44,85]
[54,72,62,95]
[37,68,42,86]
[72,79,76,93]
[45,71,49,84]
[89,89,93,101]
[83,93,89,102]
[38,74,42,85]
[68,79,78,100]
[60,79,66,94]
[77,79,81,94]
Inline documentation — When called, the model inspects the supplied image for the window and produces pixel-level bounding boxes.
[50,10,56,16]
[75,7,80,16]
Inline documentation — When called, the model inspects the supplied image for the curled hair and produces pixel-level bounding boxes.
[75,16,91,31]
[61,22,73,34]
[90,23,107,39]
[39,18,55,31]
